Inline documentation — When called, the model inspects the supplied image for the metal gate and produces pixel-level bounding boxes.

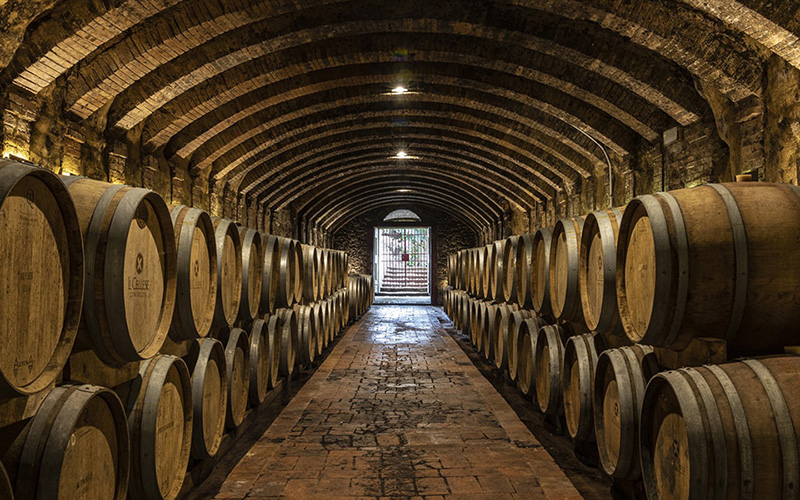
[374,227,430,295]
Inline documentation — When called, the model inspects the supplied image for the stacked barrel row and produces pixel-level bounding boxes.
[0,159,364,500]
[444,180,800,500]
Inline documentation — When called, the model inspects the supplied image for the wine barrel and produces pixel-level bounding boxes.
[64,176,177,366]
[319,249,331,299]
[264,316,283,388]
[294,305,316,364]
[640,356,800,500]
[594,344,660,479]
[238,228,263,325]
[579,208,623,336]
[325,297,337,342]
[501,236,519,304]
[340,289,351,326]
[124,355,192,500]
[506,310,535,381]
[0,161,83,396]
[492,304,515,370]
[616,182,800,354]
[465,249,475,295]
[0,462,11,500]
[277,308,297,376]
[550,217,586,328]
[471,300,484,351]
[186,338,227,460]
[312,302,326,352]
[515,234,534,308]
[301,245,319,304]
[247,319,271,405]
[459,296,473,338]
[533,324,569,416]
[291,240,303,303]
[211,218,242,329]
[482,303,497,359]
[485,244,497,300]
[15,384,130,500]
[169,205,216,341]
[221,328,250,429]
[276,238,298,309]
[259,234,280,315]
[515,318,540,396]
[531,227,553,317]
[562,333,602,442]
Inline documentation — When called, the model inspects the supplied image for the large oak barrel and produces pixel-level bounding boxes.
[488,243,500,300]
[515,235,534,308]
[265,316,283,387]
[238,228,263,325]
[562,333,602,442]
[506,310,535,381]
[294,305,317,364]
[0,161,83,396]
[220,328,250,429]
[319,249,331,299]
[259,235,280,315]
[483,304,497,359]
[325,297,337,343]
[169,205,216,341]
[185,338,227,460]
[594,344,660,479]
[211,218,242,329]
[465,249,475,295]
[550,217,586,328]
[616,183,800,354]
[534,324,569,416]
[491,304,516,370]
[481,245,492,299]
[515,318,541,396]
[64,176,177,366]
[471,300,485,351]
[277,308,298,376]
[312,302,326,352]
[501,237,518,303]
[301,245,319,303]
[124,355,192,500]
[531,227,553,317]
[579,208,623,336]
[247,319,270,404]
[291,240,303,303]
[640,356,800,500]
[13,384,130,500]
[276,238,298,309]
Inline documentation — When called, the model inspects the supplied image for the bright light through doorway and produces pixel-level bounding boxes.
[374,227,431,305]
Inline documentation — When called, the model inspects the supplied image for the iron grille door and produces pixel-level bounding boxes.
[376,227,430,294]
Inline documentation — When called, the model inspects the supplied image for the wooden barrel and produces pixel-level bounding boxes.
[347,275,360,320]
[531,227,553,317]
[291,240,303,303]
[471,300,484,350]
[550,217,586,328]
[506,310,535,381]
[319,249,331,299]
[64,176,177,366]
[640,356,800,500]
[325,297,337,342]
[460,296,473,339]
[0,462,11,500]
[312,302,326,352]
[186,338,227,460]
[220,327,250,429]
[277,308,297,376]
[534,324,569,415]
[169,205,216,341]
[302,245,319,303]
[502,236,519,305]
[516,318,546,396]
[340,289,351,326]
[485,244,496,300]
[276,238,298,309]
[594,344,660,479]
[482,303,497,359]
[616,182,800,354]
[562,333,602,442]
[465,249,475,295]
[0,161,83,396]
[247,319,270,405]
[294,305,316,364]
[124,354,192,500]
[264,316,283,388]
[492,304,515,370]
[211,218,242,329]
[238,227,263,325]
[259,234,280,315]
[14,384,130,500]
[494,239,510,303]
[515,234,534,308]
[579,208,623,336]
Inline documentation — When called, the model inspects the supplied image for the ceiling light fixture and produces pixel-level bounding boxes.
[391,86,408,95]
[397,188,412,193]
[395,151,408,159]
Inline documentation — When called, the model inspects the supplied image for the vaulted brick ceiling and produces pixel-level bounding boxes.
[0,0,797,238]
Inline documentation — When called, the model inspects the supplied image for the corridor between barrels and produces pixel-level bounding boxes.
[210,306,583,499]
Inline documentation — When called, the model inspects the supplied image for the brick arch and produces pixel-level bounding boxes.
[325,198,484,235]
[260,154,535,211]
[173,60,653,176]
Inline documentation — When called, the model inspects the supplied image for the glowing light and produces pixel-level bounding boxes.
[397,189,412,193]
[391,86,408,95]
[395,151,408,159]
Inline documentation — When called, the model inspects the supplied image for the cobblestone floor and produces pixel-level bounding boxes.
[214,306,583,499]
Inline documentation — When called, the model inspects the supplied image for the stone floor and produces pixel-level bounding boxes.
[213,306,584,499]
[373,296,432,305]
